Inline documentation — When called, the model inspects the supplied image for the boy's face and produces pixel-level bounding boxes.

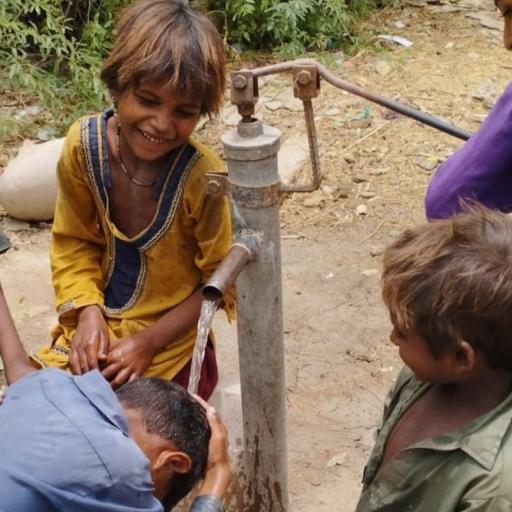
[496,0,512,49]
[390,327,459,383]
[116,80,202,162]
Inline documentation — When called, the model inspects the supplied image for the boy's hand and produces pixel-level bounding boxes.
[70,305,109,374]
[101,333,156,389]
[193,394,232,500]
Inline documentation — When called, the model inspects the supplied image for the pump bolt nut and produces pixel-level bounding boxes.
[232,74,248,90]
[296,70,312,85]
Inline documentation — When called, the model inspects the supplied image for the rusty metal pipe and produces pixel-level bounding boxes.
[281,98,322,193]
[249,59,471,141]
[202,237,257,301]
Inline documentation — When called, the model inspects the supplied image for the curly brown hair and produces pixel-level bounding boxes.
[382,206,512,370]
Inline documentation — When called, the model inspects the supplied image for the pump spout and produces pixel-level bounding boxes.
[202,234,258,301]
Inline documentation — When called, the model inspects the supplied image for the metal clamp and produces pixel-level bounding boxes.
[228,65,323,194]
[206,172,281,208]
[230,70,259,122]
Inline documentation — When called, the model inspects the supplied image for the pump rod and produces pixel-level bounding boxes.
[249,59,471,141]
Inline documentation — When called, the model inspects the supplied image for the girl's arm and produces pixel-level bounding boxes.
[51,121,105,320]
[52,121,110,373]
[102,289,203,387]
[0,284,35,384]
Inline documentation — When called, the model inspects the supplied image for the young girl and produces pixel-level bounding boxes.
[32,0,233,400]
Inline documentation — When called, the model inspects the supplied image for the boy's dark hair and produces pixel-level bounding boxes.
[116,378,210,509]
[382,206,512,371]
[101,0,226,115]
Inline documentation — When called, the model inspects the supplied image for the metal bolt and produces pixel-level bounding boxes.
[232,74,248,90]
[296,70,312,85]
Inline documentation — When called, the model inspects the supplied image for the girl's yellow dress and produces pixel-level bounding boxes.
[33,111,233,380]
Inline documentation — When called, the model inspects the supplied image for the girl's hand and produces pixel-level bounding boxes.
[101,333,156,389]
[193,394,232,500]
[70,305,109,375]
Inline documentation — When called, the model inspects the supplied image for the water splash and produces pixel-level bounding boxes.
[188,297,220,395]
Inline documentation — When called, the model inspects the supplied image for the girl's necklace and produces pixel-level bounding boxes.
[115,125,157,188]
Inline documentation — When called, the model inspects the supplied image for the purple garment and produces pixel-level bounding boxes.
[425,82,512,219]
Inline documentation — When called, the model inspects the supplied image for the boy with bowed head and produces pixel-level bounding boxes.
[32,0,234,399]
[0,282,231,511]
[357,207,512,511]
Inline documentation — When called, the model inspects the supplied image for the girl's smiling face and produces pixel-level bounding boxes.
[115,80,202,163]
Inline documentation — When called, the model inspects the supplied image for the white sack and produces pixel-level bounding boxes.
[0,138,64,221]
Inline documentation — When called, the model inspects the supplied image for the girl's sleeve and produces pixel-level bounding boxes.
[425,83,512,219]
[186,149,235,320]
[51,121,106,322]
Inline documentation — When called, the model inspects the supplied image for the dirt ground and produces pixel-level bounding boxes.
[0,0,509,510]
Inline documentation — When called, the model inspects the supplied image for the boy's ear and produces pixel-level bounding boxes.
[154,450,192,476]
[454,340,476,375]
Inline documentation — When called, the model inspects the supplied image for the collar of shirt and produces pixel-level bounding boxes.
[72,370,129,435]
[364,368,512,484]
[412,382,512,471]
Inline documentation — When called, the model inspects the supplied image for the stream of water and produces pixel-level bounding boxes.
[188,297,220,395]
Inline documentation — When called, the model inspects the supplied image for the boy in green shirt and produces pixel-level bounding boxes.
[357,207,512,511]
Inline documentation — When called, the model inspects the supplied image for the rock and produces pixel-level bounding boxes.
[324,107,341,116]
[352,174,369,183]
[1,217,31,231]
[303,192,326,208]
[27,106,43,116]
[277,88,304,112]
[472,79,496,109]
[36,128,57,142]
[374,59,392,76]
[361,268,379,277]
[327,452,348,468]
[370,168,389,176]
[348,117,372,129]
[465,11,502,32]
[278,136,309,185]
[377,34,413,48]
[370,245,385,257]
[392,20,406,29]
[356,204,368,216]
[321,184,338,196]
[0,138,64,221]
[265,100,282,111]
[359,190,376,199]
[414,156,439,172]
[220,104,242,127]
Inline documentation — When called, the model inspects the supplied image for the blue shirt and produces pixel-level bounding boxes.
[0,368,163,512]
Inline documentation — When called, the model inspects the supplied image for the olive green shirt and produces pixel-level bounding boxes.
[356,368,512,512]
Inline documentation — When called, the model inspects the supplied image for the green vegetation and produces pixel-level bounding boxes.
[0,0,130,140]
[205,0,392,58]
[0,0,394,145]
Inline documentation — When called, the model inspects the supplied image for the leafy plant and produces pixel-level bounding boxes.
[0,0,130,135]
[204,0,393,55]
